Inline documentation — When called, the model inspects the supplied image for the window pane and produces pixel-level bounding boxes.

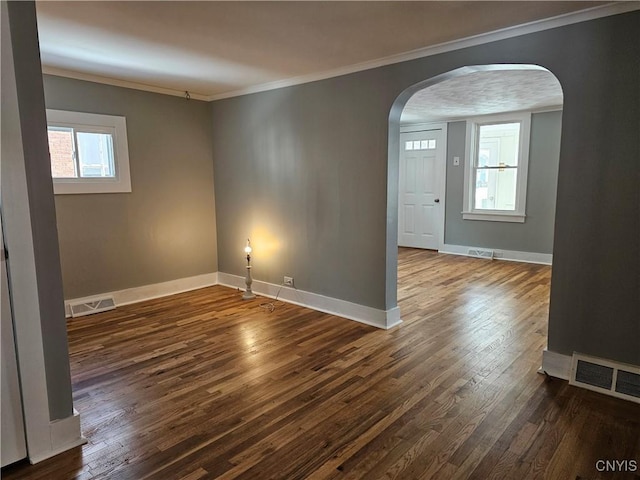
[405,141,413,150]
[48,127,77,178]
[76,132,115,178]
[413,141,421,150]
[477,122,520,167]
[474,167,517,210]
[428,139,436,149]
[420,140,429,149]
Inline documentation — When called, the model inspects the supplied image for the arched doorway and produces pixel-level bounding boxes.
[386,64,564,318]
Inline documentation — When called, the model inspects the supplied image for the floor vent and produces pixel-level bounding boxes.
[467,248,494,259]
[570,353,640,404]
[69,297,116,318]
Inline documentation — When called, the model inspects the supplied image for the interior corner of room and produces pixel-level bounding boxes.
[2,0,639,473]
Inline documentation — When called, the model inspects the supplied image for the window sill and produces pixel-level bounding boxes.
[462,212,525,223]
[53,179,131,195]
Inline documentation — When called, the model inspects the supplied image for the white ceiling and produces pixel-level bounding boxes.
[35,1,615,101]
[400,69,564,123]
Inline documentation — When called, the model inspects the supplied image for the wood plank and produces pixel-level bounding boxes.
[3,248,638,480]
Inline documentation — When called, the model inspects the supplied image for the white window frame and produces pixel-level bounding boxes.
[462,112,531,223]
[46,109,131,194]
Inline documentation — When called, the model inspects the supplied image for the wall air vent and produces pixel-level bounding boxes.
[616,370,640,398]
[570,353,640,404]
[467,248,494,259]
[69,296,116,318]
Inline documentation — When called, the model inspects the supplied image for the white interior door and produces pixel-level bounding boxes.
[1,220,27,467]
[398,128,445,250]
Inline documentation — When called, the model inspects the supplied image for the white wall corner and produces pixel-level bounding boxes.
[29,409,86,464]
[385,307,402,329]
[541,349,572,380]
[216,271,245,291]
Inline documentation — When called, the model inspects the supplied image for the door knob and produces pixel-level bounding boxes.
[434,198,440,203]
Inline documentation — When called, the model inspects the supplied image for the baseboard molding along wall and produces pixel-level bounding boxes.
[540,349,572,380]
[64,272,218,317]
[64,271,401,329]
[29,409,86,464]
[217,272,401,330]
[439,243,553,265]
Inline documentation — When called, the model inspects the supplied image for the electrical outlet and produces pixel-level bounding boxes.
[284,276,294,287]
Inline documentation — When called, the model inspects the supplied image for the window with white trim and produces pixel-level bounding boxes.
[463,112,531,223]
[46,109,131,194]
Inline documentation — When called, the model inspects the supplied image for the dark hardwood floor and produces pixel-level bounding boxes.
[4,248,639,479]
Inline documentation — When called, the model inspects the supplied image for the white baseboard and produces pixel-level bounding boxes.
[540,349,572,380]
[385,306,402,329]
[29,409,86,464]
[64,271,401,329]
[217,272,402,330]
[439,243,553,265]
[64,272,218,317]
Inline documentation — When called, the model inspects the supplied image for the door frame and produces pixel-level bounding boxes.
[398,122,448,251]
[1,217,28,466]
[386,64,557,314]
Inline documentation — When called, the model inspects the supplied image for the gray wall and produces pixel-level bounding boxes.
[2,1,72,421]
[444,111,561,254]
[212,11,639,366]
[43,76,217,299]
[546,13,639,367]
[212,80,391,308]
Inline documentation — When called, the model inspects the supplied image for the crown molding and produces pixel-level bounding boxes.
[41,2,639,103]
[41,66,210,101]
[206,2,638,101]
